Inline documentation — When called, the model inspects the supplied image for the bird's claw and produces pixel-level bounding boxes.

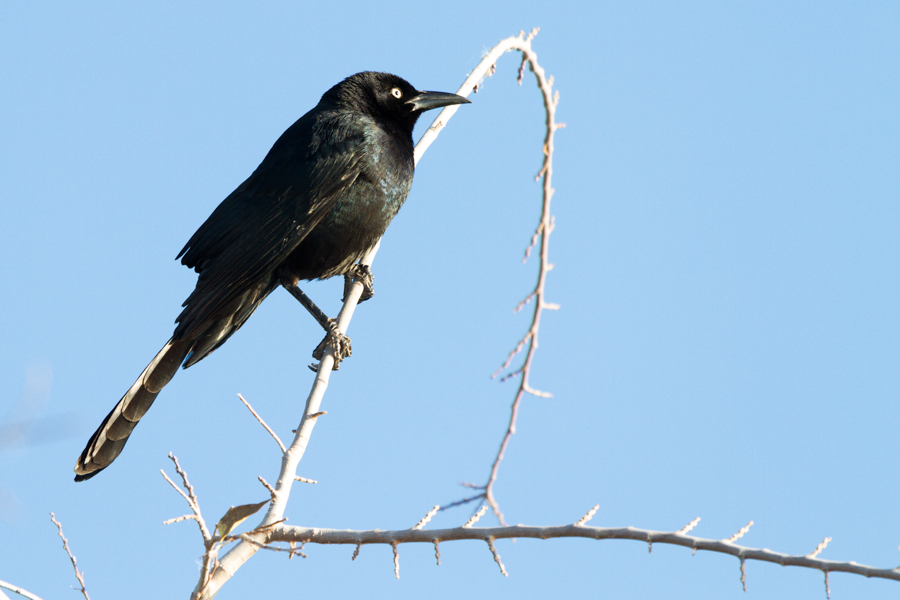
[343,264,374,303]
[312,320,352,370]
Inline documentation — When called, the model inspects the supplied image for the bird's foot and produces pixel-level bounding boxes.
[311,319,352,370]
[343,264,374,303]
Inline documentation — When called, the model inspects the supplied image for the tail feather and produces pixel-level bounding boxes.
[75,276,277,482]
[74,339,191,481]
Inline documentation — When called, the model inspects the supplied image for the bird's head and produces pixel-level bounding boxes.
[323,71,471,133]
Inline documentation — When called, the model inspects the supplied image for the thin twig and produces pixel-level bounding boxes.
[486,537,508,576]
[237,393,286,453]
[49,513,90,600]
[161,453,211,543]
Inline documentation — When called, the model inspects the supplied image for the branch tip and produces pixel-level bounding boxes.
[237,393,286,453]
[50,513,90,600]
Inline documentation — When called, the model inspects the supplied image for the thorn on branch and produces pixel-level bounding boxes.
[523,384,552,398]
[740,558,748,592]
[486,538,508,576]
[258,476,276,499]
[463,506,488,528]
[677,517,701,535]
[726,521,754,543]
[807,537,832,559]
[499,369,523,383]
[493,333,532,379]
[392,542,400,579]
[458,481,484,490]
[514,291,537,313]
[163,514,196,526]
[352,543,361,561]
[412,505,440,530]
[575,504,599,526]
[824,571,831,599]
[523,222,543,262]
[294,476,318,484]
[434,539,441,565]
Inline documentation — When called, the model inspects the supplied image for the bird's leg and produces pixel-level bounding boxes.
[343,264,374,303]
[281,280,351,369]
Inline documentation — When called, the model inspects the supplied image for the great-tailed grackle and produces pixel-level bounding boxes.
[74,72,470,481]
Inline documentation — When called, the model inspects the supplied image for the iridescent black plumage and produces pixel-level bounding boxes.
[74,72,470,481]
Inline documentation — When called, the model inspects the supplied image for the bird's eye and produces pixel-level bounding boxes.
[391,88,402,99]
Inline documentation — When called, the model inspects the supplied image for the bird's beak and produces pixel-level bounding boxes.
[406,91,471,112]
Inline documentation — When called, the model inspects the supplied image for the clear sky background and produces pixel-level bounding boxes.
[1,2,898,599]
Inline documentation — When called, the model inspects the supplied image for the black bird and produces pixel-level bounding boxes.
[74,72,470,481]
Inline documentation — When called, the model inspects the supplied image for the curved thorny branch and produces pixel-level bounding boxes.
[220,504,900,596]
[441,28,560,526]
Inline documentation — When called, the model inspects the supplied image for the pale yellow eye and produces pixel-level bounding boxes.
[391,88,402,99]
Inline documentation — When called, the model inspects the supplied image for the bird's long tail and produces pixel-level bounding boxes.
[74,338,192,481]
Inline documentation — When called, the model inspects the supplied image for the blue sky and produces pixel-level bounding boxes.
[2,2,898,599]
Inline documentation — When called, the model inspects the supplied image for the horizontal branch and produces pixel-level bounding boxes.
[267,522,900,584]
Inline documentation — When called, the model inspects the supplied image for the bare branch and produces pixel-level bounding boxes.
[237,393,285,453]
[160,453,211,543]
[49,513,90,600]
[266,522,900,586]
[0,579,45,600]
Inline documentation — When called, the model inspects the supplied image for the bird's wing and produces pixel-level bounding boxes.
[173,114,366,339]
